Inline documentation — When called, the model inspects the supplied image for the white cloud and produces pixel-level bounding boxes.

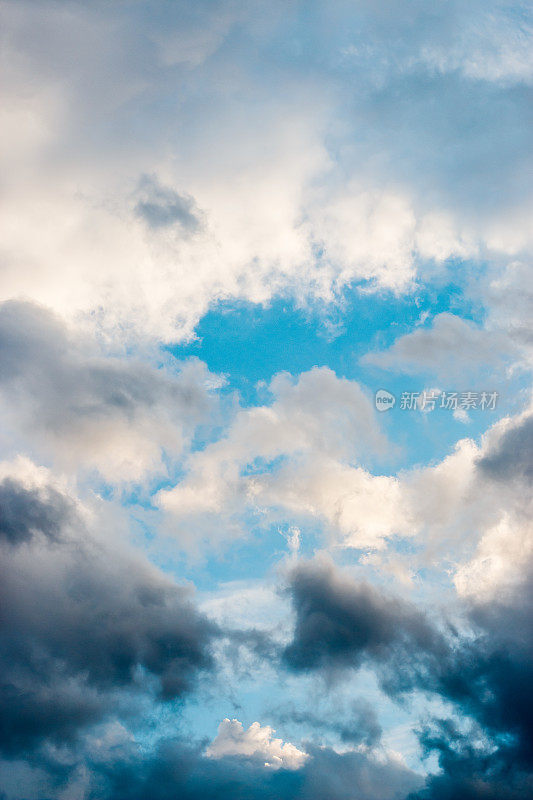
[454,514,533,601]
[205,718,308,770]
[157,377,533,599]
[453,407,470,424]
[157,368,395,547]
[1,1,531,342]
[416,7,533,84]
[254,456,406,550]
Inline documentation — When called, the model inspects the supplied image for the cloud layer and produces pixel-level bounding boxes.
[0,1,531,798]
[2,0,531,340]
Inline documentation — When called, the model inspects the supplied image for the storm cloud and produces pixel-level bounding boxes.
[283,558,443,685]
[0,467,217,757]
[78,739,422,800]
[283,556,533,798]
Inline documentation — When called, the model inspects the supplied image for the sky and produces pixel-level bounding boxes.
[0,1,532,798]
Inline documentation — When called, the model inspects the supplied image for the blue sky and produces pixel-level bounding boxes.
[0,2,532,799]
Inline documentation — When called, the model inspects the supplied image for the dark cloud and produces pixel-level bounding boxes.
[283,557,533,799]
[282,558,442,684]
[477,412,533,484]
[0,478,73,545]
[0,472,217,757]
[135,175,203,232]
[407,719,533,800]
[442,575,533,766]
[85,739,421,800]
[0,675,105,758]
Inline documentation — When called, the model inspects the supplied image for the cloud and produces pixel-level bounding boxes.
[0,3,531,798]
[253,455,406,549]
[406,571,533,799]
[206,718,308,770]
[443,409,533,599]
[0,476,73,545]
[52,737,421,800]
[274,698,382,748]
[280,554,533,799]
[134,175,203,232]
[282,557,441,687]
[0,461,217,757]
[407,719,533,800]
[0,300,217,481]
[1,1,531,340]
[435,409,533,599]
[486,260,533,355]
[157,366,533,586]
[157,367,392,547]
[477,409,533,483]
[362,313,516,380]
[348,406,533,600]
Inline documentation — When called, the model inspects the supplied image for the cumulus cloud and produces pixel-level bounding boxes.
[406,571,533,800]
[254,455,406,549]
[448,409,533,599]
[157,369,533,562]
[477,409,533,483]
[157,367,394,547]
[0,2,531,798]
[206,718,308,769]
[328,405,533,600]
[486,260,533,356]
[403,408,533,597]
[0,475,73,545]
[0,300,217,481]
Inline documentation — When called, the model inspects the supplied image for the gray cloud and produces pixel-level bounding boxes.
[0,300,215,479]
[477,412,533,484]
[0,477,73,545]
[274,698,382,748]
[361,313,515,380]
[406,571,533,799]
[0,470,218,757]
[68,739,422,800]
[407,718,533,800]
[282,558,442,684]
[135,175,203,232]
[283,555,533,799]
